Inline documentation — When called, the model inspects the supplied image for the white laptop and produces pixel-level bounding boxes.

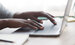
[0,0,73,37]
[13,0,73,37]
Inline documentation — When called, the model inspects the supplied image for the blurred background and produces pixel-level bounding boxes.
[0,0,74,16]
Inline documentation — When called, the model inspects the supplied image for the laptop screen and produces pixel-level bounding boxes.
[60,0,73,32]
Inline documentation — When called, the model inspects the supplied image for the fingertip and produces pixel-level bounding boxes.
[33,27,38,30]
[53,21,57,25]
[34,26,44,30]
[40,20,43,24]
[54,23,57,25]
[39,26,44,30]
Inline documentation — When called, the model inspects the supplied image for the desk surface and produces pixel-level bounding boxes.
[24,22,75,45]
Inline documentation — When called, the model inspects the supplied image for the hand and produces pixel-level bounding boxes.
[13,11,57,25]
[6,19,44,30]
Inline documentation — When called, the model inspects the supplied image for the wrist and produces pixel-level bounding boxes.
[2,19,8,27]
[0,19,8,29]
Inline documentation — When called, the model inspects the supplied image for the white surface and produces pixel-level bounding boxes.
[0,28,20,34]
[0,0,73,16]
[24,22,75,45]
[0,34,29,45]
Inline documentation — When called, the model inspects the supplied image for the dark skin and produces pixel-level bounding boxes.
[0,19,43,30]
[14,11,56,25]
[0,11,56,30]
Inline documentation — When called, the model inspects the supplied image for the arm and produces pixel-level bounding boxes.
[0,4,43,30]
[0,19,43,30]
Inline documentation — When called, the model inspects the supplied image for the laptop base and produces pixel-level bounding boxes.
[14,18,62,37]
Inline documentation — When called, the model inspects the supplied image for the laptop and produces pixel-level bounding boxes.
[13,0,73,37]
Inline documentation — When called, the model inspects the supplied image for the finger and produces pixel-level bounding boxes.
[46,13,54,18]
[48,14,54,18]
[35,12,54,18]
[25,23,38,30]
[31,21,44,30]
[45,15,57,25]
[30,16,43,23]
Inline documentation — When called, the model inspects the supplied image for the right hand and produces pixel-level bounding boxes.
[13,11,57,25]
[6,19,44,30]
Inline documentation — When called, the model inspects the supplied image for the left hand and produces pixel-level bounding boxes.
[13,11,57,25]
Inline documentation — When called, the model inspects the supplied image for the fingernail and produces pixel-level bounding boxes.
[34,27,38,30]
[53,21,57,25]
[39,27,44,30]
[40,20,43,24]
[54,23,57,25]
